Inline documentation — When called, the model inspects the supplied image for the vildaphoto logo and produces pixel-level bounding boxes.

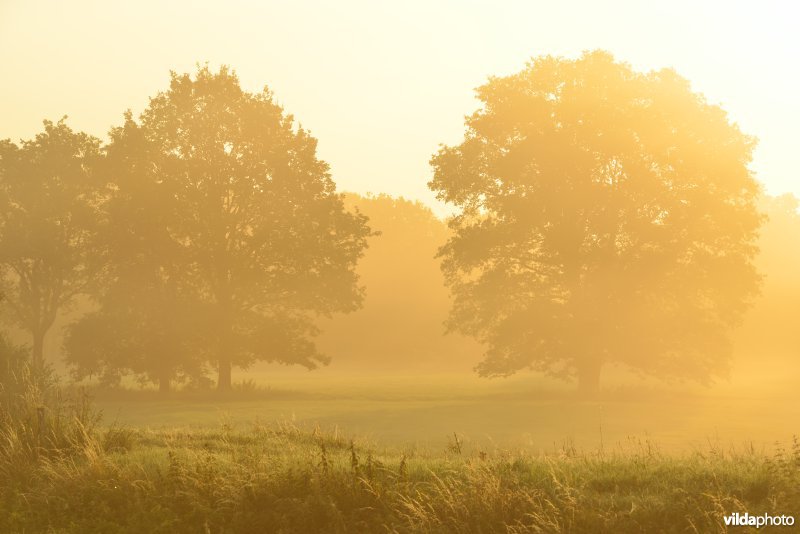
[723,512,795,528]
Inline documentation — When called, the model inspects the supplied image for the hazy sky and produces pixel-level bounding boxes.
[1,0,797,215]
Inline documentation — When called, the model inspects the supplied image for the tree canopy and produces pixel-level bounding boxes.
[0,119,101,367]
[429,51,763,393]
[66,66,372,391]
[64,112,209,392]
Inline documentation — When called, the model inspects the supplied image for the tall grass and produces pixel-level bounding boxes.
[0,342,102,487]
[1,345,798,532]
[1,415,798,532]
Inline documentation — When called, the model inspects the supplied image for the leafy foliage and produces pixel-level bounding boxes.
[0,119,101,366]
[64,117,209,391]
[429,51,763,392]
[65,66,371,390]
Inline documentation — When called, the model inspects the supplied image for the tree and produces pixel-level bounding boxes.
[429,51,762,394]
[101,66,371,390]
[0,119,101,368]
[64,115,209,393]
[316,194,483,372]
[64,293,209,393]
[734,194,800,363]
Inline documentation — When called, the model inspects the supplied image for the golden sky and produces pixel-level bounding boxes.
[1,0,797,215]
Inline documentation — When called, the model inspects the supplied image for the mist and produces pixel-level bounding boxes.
[1,5,799,532]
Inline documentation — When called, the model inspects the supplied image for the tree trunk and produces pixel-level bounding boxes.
[577,359,602,397]
[32,329,45,369]
[218,356,232,392]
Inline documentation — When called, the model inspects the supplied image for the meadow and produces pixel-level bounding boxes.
[95,364,800,453]
[2,365,799,533]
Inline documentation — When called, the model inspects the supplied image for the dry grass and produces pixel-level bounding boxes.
[2,363,799,532]
[2,422,799,532]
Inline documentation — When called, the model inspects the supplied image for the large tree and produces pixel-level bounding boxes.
[100,66,371,390]
[0,119,101,368]
[429,51,762,394]
[64,115,209,393]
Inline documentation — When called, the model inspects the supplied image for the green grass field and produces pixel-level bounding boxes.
[3,369,800,532]
[3,414,799,533]
[95,369,800,453]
